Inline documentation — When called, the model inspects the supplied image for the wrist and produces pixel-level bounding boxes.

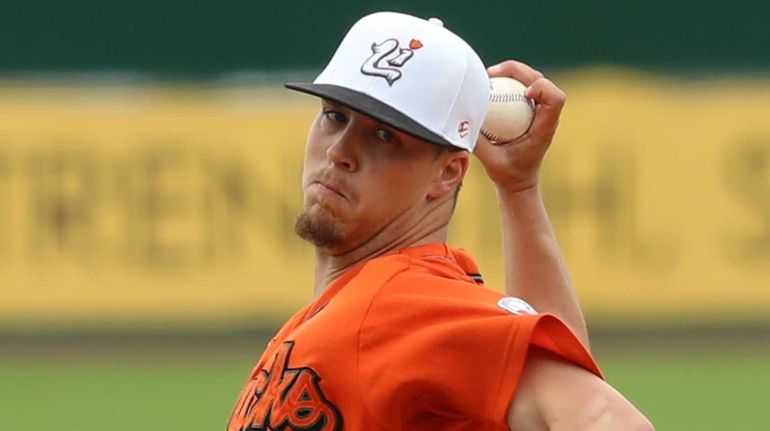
[495,180,541,199]
[495,183,547,218]
[487,164,543,196]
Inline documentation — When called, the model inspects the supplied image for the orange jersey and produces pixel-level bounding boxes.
[227,243,600,431]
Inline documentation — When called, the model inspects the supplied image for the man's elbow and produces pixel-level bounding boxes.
[553,394,655,431]
[629,413,655,431]
[595,408,655,431]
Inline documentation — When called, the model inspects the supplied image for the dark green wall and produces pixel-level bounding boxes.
[2,0,769,77]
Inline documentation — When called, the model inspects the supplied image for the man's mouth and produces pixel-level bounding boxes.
[312,181,347,200]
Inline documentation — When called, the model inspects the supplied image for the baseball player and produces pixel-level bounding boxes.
[227,11,653,431]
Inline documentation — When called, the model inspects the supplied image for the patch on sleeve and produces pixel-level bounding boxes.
[497,297,537,315]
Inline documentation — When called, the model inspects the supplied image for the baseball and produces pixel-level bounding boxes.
[480,77,535,144]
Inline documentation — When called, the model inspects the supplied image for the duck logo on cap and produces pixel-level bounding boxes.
[361,38,422,86]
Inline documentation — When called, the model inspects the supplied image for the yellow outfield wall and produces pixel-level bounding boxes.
[1,68,769,330]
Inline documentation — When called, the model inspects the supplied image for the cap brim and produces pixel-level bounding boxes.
[285,83,457,149]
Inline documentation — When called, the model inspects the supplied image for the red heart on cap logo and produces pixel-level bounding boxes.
[409,39,423,50]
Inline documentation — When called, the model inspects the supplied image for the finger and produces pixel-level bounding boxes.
[526,77,566,109]
[526,77,566,138]
[487,60,544,86]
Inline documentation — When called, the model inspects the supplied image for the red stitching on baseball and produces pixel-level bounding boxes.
[489,92,529,103]
[480,128,511,144]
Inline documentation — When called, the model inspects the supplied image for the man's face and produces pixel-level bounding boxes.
[295,99,453,254]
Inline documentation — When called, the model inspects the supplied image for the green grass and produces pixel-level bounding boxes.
[0,357,250,430]
[600,349,770,430]
[1,342,769,430]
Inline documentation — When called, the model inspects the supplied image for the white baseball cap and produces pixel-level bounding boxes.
[286,11,490,152]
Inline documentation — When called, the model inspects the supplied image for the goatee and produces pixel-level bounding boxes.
[294,206,344,248]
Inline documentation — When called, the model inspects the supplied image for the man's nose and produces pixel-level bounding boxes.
[326,128,359,172]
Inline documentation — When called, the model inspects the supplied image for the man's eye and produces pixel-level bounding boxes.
[323,110,348,123]
[375,128,397,143]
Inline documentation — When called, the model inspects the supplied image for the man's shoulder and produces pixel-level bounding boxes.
[349,247,474,289]
[374,260,509,311]
[346,245,509,313]
[365,244,483,286]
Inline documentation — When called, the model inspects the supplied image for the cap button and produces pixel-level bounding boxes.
[428,17,444,27]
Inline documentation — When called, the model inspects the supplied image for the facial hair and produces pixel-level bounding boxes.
[294,203,344,248]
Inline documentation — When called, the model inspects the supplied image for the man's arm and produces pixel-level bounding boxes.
[476,60,653,430]
[497,186,589,346]
[475,60,589,346]
[507,347,655,431]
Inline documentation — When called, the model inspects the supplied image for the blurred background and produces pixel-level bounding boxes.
[2,1,769,429]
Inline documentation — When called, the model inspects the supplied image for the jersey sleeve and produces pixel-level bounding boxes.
[356,271,601,429]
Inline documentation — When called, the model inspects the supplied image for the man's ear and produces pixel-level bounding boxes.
[427,151,469,200]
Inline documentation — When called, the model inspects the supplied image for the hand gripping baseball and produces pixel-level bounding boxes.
[475,60,566,193]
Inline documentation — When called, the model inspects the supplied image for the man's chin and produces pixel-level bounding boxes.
[294,208,345,249]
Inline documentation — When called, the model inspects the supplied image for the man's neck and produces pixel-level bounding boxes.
[312,224,449,298]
